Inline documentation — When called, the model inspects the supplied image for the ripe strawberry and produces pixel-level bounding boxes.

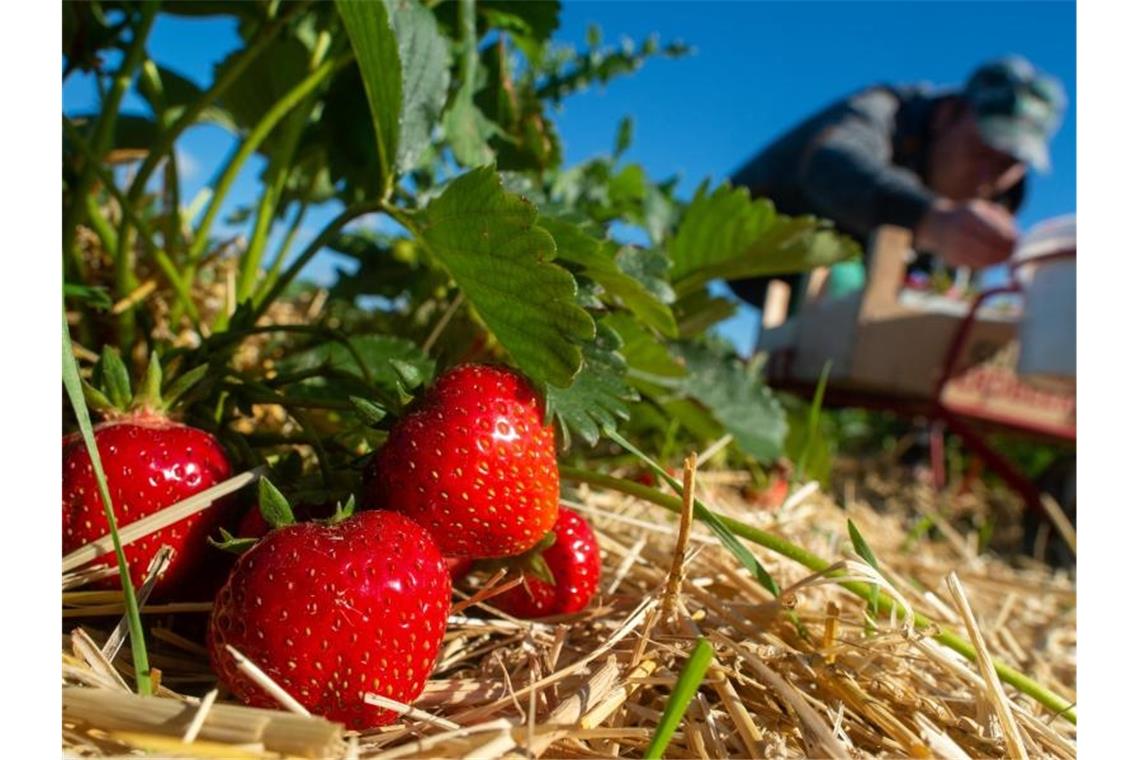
[62,416,235,596]
[207,510,450,729]
[491,507,601,619]
[363,364,560,559]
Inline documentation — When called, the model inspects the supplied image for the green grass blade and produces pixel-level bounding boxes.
[847,518,882,621]
[643,637,715,759]
[795,359,831,481]
[62,313,152,695]
[606,429,781,597]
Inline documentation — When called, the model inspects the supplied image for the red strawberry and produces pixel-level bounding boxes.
[207,510,450,729]
[492,507,601,619]
[62,415,235,597]
[363,364,560,559]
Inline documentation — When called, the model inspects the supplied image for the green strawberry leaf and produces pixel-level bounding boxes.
[540,215,677,337]
[668,181,860,297]
[349,396,388,427]
[672,339,787,463]
[281,335,435,396]
[215,36,310,141]
[258,478,295,529]
[412,166,595,388]
[615,245,675,307]
[546,320,638,447]
[389,357,429,391]
[443,0,496,166]
[604,313,685,379]
[336,0,402,193]
[477,0,560,62]
[673,289,738,338]
[613,115,634,160]
[390,0,450,172]
[444,90,498,168]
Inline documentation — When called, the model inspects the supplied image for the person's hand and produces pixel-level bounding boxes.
[915,198,1018,268]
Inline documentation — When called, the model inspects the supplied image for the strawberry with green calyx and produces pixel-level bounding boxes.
[363,364,560,559]
[207,509,451,730]
[63,347,235,597]
[489,507,601,619]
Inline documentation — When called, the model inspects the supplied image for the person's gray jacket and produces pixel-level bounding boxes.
[727,84,1024,307]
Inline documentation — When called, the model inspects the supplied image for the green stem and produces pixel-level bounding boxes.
[163,148,183,266]
[559,466,1077,725]
[199,324,374,386]
[64,120,202,323]
[62,0,160,278]
[251,201,381,319]
[184,53,353,272]
[122,0,314,206]
[84,190,119,255]
[62,313,152,695]
[235,24,328,305]
[224,379,336,484]
[254,191,311,304]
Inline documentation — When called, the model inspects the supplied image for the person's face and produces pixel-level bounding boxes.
[927,104,1027,201]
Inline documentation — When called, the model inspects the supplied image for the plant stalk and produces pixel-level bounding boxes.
[185,53,353,272]
[251,201,381,319]
[62,0,160,278]
[123,0,315,205]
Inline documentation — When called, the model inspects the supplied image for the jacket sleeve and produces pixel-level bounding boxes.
[796,89,935,237]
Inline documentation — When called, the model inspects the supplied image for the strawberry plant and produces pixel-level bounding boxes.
[57,0,857,706]
[60,0,1079,736]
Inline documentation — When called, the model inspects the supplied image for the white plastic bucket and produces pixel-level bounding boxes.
[1014,215,1076,392]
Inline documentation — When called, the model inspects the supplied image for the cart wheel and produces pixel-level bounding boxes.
[1021,454,1076,569]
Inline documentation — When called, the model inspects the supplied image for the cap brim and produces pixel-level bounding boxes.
[978,116,1051,172]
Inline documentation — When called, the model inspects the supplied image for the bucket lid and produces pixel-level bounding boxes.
[1013,214,1076,263]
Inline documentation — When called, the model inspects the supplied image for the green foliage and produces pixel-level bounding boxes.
[546,321,638,447]
[390,0,451,172]
[672,340,787,463]
[668,181,861,297]
[541,216,676,337]
[336,0,402,193]
[409,166,595,388]
[63,0,871,526]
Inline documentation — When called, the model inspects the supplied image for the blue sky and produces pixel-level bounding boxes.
[64,1,1076,352]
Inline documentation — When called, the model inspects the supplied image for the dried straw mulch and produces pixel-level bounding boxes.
[61,462,1076,759]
